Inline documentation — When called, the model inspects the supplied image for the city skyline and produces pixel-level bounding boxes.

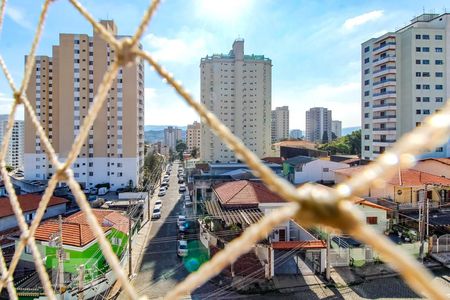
[1,1,450,130]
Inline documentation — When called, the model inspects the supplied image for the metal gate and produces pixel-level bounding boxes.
[432,234,450,253]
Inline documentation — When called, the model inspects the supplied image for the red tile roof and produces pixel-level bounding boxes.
[34,209,129,247]
[388,169,450,187]
[272,240,326,250]
[420,157,450,166]
[0,194,68,219]
[213,180,284,208]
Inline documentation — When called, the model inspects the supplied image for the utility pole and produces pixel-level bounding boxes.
[78,264,84,300]
[57,215,65,299]
[326,232,331,281]
[419,185,427,262]
[128,198,132,278]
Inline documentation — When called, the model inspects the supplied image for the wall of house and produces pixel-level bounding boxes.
[355,204,388,233]
[0,203,66,231]
[259,203,290,241]
[289,220,316,241]
[293,160,349,184]
[393,186,443,204]
[412,160,450,179]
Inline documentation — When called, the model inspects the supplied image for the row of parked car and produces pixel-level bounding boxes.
[153,165,172,219]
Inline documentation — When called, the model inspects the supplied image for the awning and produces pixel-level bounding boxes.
[204,200,264,227]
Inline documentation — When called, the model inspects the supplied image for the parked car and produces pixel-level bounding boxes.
[177,215,186,227]
[158,187,166,197]
[152,207,161,219]
[178,178,184,184]
[179,185,186,193]
[177,240,188,257]
[154,199,162,209]
[163,175,170,180]
[185,200,193,207]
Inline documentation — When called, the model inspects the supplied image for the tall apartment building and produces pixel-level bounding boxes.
[271,106,289,143]
[164,126,182,150]
[332,120,342,138]
[200,39,272,162]
[290,129,303,139]
[24,20,145,190]
[305,107,332,143]
[362,13,450,160]
[0,115,24,169]
[186,121,201,153]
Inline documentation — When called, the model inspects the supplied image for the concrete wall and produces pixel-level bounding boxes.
[293,160,349,184]
[355,203,388,233]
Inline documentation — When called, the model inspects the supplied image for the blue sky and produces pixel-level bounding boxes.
[0,0,449,130]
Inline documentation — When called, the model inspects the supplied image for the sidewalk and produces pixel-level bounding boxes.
[107,191,157,299]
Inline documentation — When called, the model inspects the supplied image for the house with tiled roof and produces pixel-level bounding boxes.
[412,157,450,179]
[18,209,129,278]
[283,155,349,184]
[0,194,68,232]
[334,166,450,204]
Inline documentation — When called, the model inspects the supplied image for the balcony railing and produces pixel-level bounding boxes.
[373,55,396,63]
[373,91,396,97]
[373,66,396,74]
[373,115,396,119]
[373,79,396,86]
[373,139,396,143]
[373,103,396,108]
[373,127,396,131]
[373,42,396,51]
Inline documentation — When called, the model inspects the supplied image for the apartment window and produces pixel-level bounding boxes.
[364,124,370,129]
[415,34,421,39]
[364,57,369,64]
[416,109,421,114]
[364,46,370,53]
[415,72,421,77]
[436,147,444,152]
[415,47,421,52]
[422,47,430,52]
[435,34,443,40]
[25,245,32,254]
[364,101,370,107]
[436,60,444,65]
[416,122,421,127]
[436,84,443,90]
[422,59,430,64]
[422,72,430,77]
[423,84,430,90]
[322,168,329,173]
[436,97,443,102]
[423,109,430,115]
[415,84,421,89]
[415,59,421,64]
[364,113,369,118]
[423,97,430,102]
[422,34,430,40]
[364,80,369,86]
[364,68,369,74]
[366,217,378,225]
[74,173,79,178]
[436,72,443,77]
[364,135,370,140]
[117,172,123,177]
[364,146,370,151]
[89,172,93,176]
[435,47,443,52]
[364,91,370,96]
[416,97,421,102]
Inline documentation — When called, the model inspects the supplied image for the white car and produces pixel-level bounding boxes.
[177,215,186,227]
[163,174,170,180]
[154,199,162,209]
[185,200,193,207]
[177,240,188,257]
[152,207,161,219]
[179,185,186,192]
[158,187,166,197]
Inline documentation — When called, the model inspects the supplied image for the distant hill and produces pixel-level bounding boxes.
[342,126,360,136]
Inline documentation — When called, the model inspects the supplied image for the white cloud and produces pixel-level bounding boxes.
[5,6,33,30]
[143,29,212,64]
[342,10,384,31]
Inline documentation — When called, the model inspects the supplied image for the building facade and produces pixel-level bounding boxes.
[186,121,201,154]
[305,107,332,143]
[164,126,182,150]
[361,13,450,160]
[24,20,145,190]
[290,129,303,139]
[0,115,24,169]
[200,39,272,162]
[271,106,289,143]
[331,120,342,138]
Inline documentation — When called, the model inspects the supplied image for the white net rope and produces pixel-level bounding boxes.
[0,1,449,299]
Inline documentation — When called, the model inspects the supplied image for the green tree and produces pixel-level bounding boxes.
[190,147,199,159]
[5,165,13,172]
[321,131,329,144]
[318,129,361,156]
[175,140,187,160]
[347,130,361,155]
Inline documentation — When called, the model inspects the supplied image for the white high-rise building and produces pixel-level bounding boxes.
[332,120,342,138]
[164,126,182,150]
[186,121,201,153]
[362,13,450,160]
[24,21,144,190]
[0,115,24,169]
[305,107,332,143]
[271,106,289,143]
[200,39,272,162]
[290,129,303,139]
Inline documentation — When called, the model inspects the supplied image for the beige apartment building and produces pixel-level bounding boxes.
[200,39,272,162]
[24,20,144,190]
[186,121,201,153]
[271,106,289,143]
[0,115,24,169]
[305,107,332,143]
[362,13,450,160]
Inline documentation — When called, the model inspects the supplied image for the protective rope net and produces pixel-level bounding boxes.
[0,1,449,299]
